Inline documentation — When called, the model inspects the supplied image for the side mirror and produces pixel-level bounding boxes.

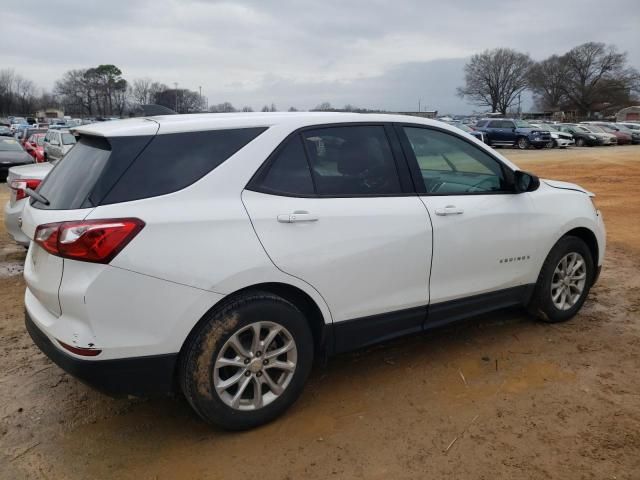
[514,170,540,193]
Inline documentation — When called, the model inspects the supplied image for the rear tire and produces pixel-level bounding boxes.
[575,138,586,147]
[516,137,530,150]
[180,291,314,430]
[528,236,595,323]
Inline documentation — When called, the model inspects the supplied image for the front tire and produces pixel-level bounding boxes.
[528,236,595,323]
[180,291,314,430]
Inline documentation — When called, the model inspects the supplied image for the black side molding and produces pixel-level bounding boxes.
[25,311,177,397]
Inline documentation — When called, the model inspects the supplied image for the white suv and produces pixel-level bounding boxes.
[21,113,605,430]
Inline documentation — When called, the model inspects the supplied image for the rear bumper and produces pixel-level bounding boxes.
[4,199,30,246]
[25,311,178,397]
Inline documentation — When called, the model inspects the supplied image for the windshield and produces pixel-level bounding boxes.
[453,123,473,132]
[585,126,605,134]
[62,133,77,145]
[36,136,45,146]
[0,137,22,151]
[515,120,534,128]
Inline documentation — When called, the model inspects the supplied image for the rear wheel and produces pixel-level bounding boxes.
[516,137,529,150]
[528,236,594,323]
[575,138,586,147]
[180,291,314,430]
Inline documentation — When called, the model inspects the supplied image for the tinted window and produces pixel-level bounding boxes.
[35,136,112,210]
[103,127,266,204]
[301,126,402,196]
[475,120,488,128]
[403,127,508,194]
[62,133,76,145]
[255,135,314,195]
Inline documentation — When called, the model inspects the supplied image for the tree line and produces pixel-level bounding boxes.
[458,42,640,117]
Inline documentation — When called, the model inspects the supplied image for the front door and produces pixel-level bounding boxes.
[242,124,433,350]
[398,125,535,319]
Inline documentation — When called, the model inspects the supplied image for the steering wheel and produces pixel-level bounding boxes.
[466,176,496,192]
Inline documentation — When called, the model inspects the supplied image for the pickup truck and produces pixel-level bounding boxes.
[475,118,551,149]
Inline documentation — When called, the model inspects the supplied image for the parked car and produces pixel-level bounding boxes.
[573,124,617,146]
[4,163,53,245]
[529,123,574,148]
[446,121,487,143]
[0,136,34,181]
[16,127,48,147]
[21,113,606,430]
[474,118,551,149]
[617,122,640,133]
[582,122,633,145]
[43,129,76,162]
[555,124,601,147]
[0,126,12,137]
[23,133,47,162]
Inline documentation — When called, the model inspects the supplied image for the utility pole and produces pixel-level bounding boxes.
[174,82,179,113]
[418,99,421,112]
[517,94,521,119]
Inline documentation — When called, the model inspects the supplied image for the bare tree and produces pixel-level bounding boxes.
[287,106,298,112]
[457,48,533,114]
[314,102,332,111]
[241,106,253,112]
[209,102,236,113]
[561,42,639,116]
[529,55,569,110]
[131,78,153,105]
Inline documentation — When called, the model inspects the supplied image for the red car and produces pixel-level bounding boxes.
[598,125,632,145]
[23,133,46,162]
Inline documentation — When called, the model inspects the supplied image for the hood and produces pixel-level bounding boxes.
[7,162,53,180]
[543,179,594,196]
[0,150,32,164]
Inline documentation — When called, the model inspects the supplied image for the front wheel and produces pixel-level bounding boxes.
[180,292,314,430]
[516,137,530,150]
[528,236,595,323]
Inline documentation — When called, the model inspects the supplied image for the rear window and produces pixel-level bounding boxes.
[33,127,266,210]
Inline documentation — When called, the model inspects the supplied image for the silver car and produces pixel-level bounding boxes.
[43,130,76,162]
[4,163,53,246]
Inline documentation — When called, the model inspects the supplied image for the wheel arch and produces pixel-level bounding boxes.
[178,282,331,367]
[563,227,599,269]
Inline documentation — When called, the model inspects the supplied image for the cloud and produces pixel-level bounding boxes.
[0,0,638,113]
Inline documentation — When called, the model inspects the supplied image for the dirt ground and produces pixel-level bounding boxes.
[1,146,639,480]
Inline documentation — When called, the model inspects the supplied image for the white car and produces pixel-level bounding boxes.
[530,123,574,148]
[43,129,76,162]
[21,113,606,430]
[4,163,53,246]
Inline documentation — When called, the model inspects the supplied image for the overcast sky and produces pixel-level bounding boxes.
[2,0,639,113]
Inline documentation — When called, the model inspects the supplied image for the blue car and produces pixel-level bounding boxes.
[447,121,488,144]
[474,118,551,149]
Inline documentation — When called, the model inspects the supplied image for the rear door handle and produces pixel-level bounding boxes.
[434,205,464,216]
[277,211,319,223]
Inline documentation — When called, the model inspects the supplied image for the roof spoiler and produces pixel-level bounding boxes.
[138,104,178,116]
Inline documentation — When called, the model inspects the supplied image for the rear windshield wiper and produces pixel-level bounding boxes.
[25,188,50,206]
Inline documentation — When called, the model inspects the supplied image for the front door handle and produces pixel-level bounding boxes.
[277,211,319,223]
[434,205,464,216]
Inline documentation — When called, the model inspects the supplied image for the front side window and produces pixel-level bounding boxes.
[302,126,402,196]
[403,127,509,195]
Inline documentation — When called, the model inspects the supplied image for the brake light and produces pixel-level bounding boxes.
[34,218,144,264]
[10,179,42,201]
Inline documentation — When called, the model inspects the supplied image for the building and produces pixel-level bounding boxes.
[616,106,640,122]
[35,108,64,120]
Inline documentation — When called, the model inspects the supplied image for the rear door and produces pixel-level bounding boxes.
[397,124,535,318]
[243,124,433,350]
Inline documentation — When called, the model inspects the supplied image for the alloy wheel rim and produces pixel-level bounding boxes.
[213,321,297,411]
[551,252,587,310]
[518,138,528,149]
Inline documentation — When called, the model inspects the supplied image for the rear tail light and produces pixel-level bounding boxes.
[9,179,42,201]
[34,218,144,264]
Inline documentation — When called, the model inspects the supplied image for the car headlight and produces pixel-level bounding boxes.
[589,196,599,215]
[551,133,559,139]
[588,135,596,140]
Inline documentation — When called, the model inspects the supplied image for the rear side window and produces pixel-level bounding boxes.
[103,128,266,204]
[256,136,314,196]
[33,127,266,209]
[302,126,402,196]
